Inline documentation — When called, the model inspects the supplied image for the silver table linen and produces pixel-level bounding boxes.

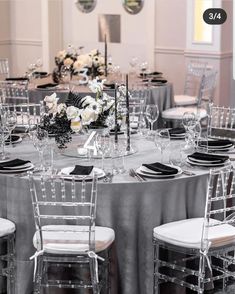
[0,135,209,294]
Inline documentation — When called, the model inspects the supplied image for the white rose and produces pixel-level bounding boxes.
[44,93,59,114]
[88,78,105,93]
[63,57,73,67]
[70,118,82,133]
[89,49,98,57]
[56,50,66,61]
[57,103,67,114]
[81,95,96,107]
[66,106,81,120]
[76,54,92,68]
[81,108,98,125]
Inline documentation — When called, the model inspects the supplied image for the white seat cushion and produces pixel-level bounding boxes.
[174,95,197,106]
[33,225,115,254]
[0,218,15,237]
[162,107,207,120]
[153,217,235,249]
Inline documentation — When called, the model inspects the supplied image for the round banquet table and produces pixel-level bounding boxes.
[0,134,213,294]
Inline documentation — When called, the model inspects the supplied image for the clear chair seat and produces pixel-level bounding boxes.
[162,107,207,120]
[174,95,197,106]
[33,225,115,254]
[153,217,235,249]
[0,218,15,237]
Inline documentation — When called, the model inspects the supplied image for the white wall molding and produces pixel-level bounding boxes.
[155,46,232,60]
[154,47,184,55]
[0,39,42,47]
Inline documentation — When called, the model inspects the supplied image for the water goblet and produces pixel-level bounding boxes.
[31,128,48,171]
[95,134,111,170]
[145,104,159,134]
[154,130,170,163]
[0,126,10,160]
[182,112,197,150]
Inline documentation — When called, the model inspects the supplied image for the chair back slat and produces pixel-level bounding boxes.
[208,105,235,141]
[197,70,217,105]
[0,58,9,79]
[0,80,29,104]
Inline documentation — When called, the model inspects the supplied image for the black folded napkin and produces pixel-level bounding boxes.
[33,71,48,76]
[199,139,234,148]
[142,162,178,175]
[139,71,162,77]
[5,77,28,81]
[188,152,229,164]
[37,83,58,89]
[0,159,30,170]
[104,82,115,89]
[70,165,93,175]
[169,128,186,136]
[5,135,20,144]
[151,78,167,84]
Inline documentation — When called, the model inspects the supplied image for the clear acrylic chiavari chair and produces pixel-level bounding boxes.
[0,218,16,294]
[153,165,235,293]
[28,172,115,294]
[0,58,10,79]
[174,60,208,106]
[0,80,29,104]
[2,103,41,132]
[208,104,235,142]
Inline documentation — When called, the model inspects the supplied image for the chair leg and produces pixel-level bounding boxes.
[105,249,110,294]
[7,234,15,294]
[34,256,43,294]
[198,253,206,294]
[153,241,160,294]
[89,257,100,294]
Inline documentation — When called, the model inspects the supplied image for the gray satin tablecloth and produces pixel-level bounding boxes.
[0,134,210,294]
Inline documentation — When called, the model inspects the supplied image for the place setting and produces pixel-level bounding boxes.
[0,158,34,174]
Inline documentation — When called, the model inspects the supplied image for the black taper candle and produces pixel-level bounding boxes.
[114,83,118,144]
[126,74,130,152]
[104,34,108,77]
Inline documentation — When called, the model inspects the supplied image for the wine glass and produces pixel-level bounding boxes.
[139,61,148,79]
[154,130,170,163]
[0,125,10,160]
[95,134,111,170]
[182,112,197,150]
[31,128,48,171]
[145,104,159,134]
[35,58,43,71]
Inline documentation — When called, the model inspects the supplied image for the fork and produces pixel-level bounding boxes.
[129,168,146,182]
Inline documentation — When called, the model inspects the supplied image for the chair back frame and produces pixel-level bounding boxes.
[29,173,98,252]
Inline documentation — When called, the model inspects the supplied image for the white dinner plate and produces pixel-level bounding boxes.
[186,158,230,167]
[136,165,182,179]
[0,163,34,173]
[159,130,185,140]
[58,167,105,180]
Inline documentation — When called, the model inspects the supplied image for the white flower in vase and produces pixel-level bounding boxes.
[57,103,67,115]
[44,93,59,114]
[81,95,96,107]
[63,57,74,68]
[88,78,106,97]
[66,106,81,120]
[81,108,99,125]
[56,50,66,62]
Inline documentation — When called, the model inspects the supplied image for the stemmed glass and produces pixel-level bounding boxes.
[0,125,10,160]
[95,134,111,170]
[129,57,138,75]
[139,61,148,79]
[182,112,197,150]
[31,128,48,171]
[154,130,170,163]
[145,104,159,134]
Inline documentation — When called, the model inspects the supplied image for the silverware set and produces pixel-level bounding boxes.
[129,168,146,182]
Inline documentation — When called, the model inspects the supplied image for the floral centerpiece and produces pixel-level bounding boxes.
[40,79,116,148]
[52,47,105,83]
[52,46,78,83]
